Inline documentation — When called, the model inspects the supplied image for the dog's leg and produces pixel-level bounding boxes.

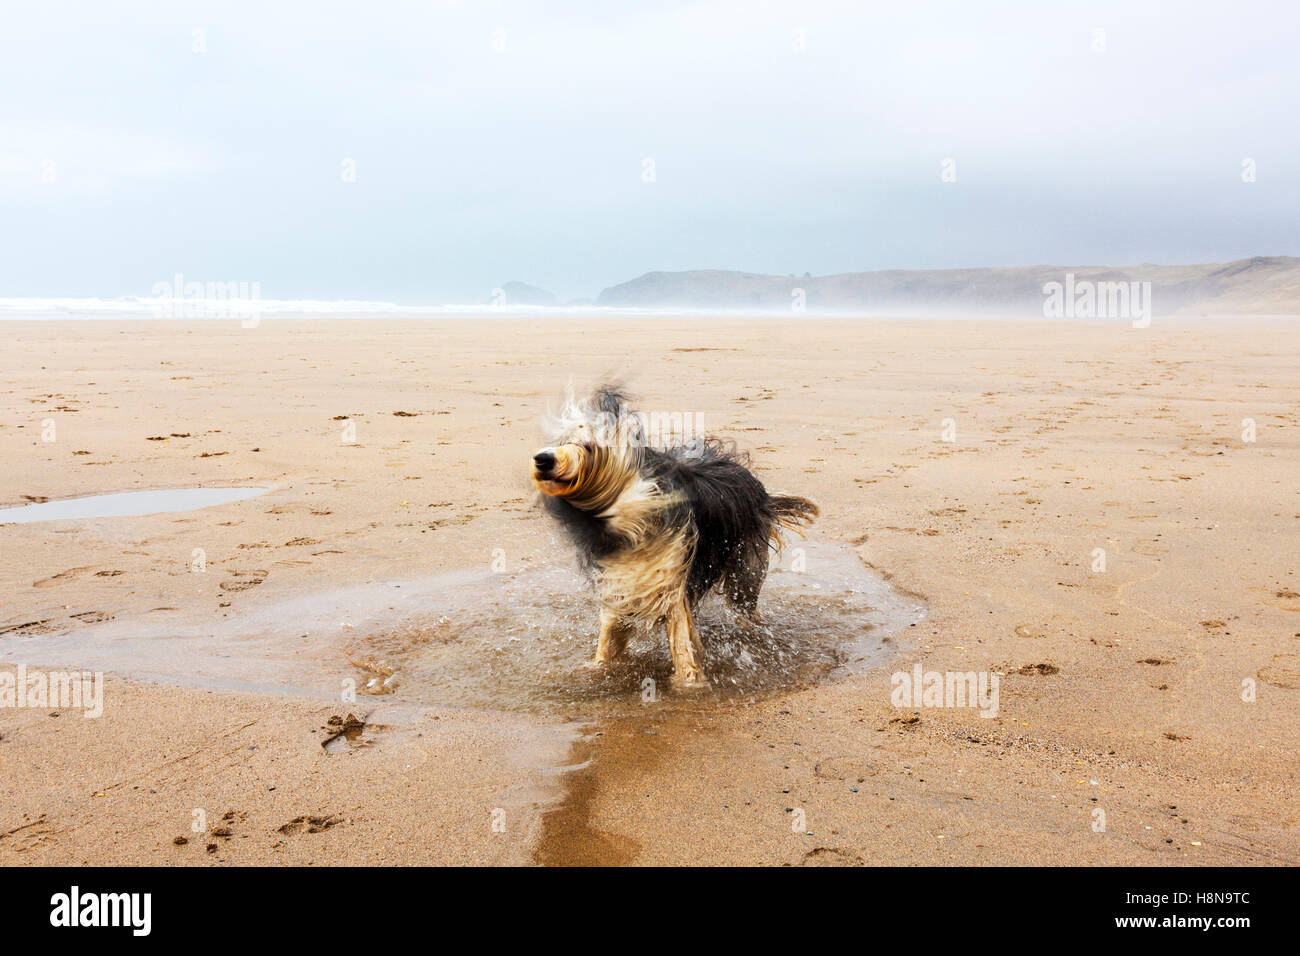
[591,608,633,665]
[666,599,708,688]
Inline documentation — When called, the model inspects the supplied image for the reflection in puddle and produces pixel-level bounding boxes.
[0,487,270,524]
[346,542,925,716]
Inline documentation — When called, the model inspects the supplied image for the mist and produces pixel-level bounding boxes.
[2,0,1297,303]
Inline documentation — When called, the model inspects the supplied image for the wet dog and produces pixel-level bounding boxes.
[531,385,817,687]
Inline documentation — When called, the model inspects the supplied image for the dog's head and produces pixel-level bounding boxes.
[532,385,645,512]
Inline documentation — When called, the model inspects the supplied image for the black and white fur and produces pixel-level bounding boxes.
[531,385,817,687]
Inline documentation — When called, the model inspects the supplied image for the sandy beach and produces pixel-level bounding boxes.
[1,316,1297,866]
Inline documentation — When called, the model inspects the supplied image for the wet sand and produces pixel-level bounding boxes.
[2,317,1298,865]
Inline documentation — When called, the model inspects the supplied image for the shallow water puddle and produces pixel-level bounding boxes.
[344,541,925,716]
[0,487,270,524]
[3,541,923,714]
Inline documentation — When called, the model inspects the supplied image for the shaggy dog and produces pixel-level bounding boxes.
[531,385,817,687]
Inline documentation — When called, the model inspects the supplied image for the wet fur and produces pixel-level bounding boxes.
[533,385,818,686]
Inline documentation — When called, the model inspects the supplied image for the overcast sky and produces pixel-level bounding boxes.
[2,0,1297,302]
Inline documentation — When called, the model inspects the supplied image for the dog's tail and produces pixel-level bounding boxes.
[768,494,819,550]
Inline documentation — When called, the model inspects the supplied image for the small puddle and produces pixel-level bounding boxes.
[3,536,925,865]
[345,541,925,716]
[4,541,923,714]
[0,487,270,524]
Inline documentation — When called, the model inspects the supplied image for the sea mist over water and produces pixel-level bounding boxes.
[5,256,1297,320]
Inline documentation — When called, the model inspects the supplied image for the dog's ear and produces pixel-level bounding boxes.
[590,383,632,420]
[591,384,647,448]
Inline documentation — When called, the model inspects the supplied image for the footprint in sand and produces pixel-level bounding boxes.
[813,756,874,781]
[70,610,113,624]
[209,810,248,839]
[0,815,61,853]
[1014,624,1048,639]
[220,580,262,592]
[1257,654,1300,689]
[219,570,266,592]
[1016,663,1060,675]
[799,846,865,866]
[277,814,345,835]
[426,514,477,530]
[1260,589,1300,613]
[1131,539,1169,557]
[0,618,59,636]
[33,566,95,588]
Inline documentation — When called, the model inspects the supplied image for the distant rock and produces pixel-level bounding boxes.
[492,281,556,306]
[594,257,1300,316]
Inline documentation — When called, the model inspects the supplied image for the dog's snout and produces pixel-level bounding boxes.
[533,450,556,471]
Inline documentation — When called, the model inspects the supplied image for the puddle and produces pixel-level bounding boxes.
[0,530,922,865]
[3,541,924,714]
[344,541,925,716]
[0,487,270,524]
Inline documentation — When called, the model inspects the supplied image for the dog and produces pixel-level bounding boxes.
[531,385,818,688]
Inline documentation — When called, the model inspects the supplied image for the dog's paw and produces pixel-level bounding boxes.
[672,671,711,692]
[580,658,620,681]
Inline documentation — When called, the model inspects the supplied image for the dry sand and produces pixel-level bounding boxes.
[1,316,1297,865]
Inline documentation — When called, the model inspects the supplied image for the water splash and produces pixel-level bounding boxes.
[346,542,924,715]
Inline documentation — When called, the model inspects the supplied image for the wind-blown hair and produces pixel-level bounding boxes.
[531,384,818,687]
